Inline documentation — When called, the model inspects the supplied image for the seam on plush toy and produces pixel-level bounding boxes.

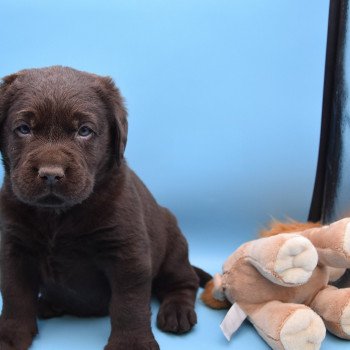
[330,300,350,331]
[342,224,350,257]
[307,285,329,307]
[223,255,283,283]
[222,245,250,273]
[252,308,305,343]
[322,320,350,338]
[341,300,350,321]
[246,256,283,282]
[277,308,303,335]
[224,254,253,274]
[317,247,349,263]
[244,256,300,287]
[250,321,280,342]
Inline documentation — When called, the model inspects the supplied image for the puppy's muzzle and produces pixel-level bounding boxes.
[38,166,65,186]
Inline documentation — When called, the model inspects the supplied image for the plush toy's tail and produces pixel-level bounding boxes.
[260,220,321,238]
[201,279,231,309]
[193,266,231,308]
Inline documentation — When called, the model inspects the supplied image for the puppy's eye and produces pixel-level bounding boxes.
[77,126,94,138]
[15,124,31,136]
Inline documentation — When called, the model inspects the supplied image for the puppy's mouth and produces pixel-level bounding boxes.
[36,194,66,207]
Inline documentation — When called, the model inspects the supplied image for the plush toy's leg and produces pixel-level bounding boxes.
[243,234,318,286]
[301,218,350,268]
[310,285,350,339]
[246,301,326,350]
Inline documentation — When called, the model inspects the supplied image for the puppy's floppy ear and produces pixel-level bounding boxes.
[0,73,19,125]
[0,74,19,159]
[96,76,128,166]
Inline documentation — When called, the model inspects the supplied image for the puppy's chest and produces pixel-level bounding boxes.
[37,227,106,285]
[39,233,87,284]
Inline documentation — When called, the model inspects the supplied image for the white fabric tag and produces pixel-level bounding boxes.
[220,303,247,341]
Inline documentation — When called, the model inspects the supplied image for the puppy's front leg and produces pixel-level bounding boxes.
[0,238,39,350]
[104,254,159,350]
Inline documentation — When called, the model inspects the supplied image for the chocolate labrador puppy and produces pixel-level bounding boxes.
[0,66,209,350]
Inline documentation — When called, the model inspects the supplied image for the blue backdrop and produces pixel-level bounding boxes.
[1,0,346,349]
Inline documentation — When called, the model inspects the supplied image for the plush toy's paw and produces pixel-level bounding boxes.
[274,236,318,285]
[280,308,326,350]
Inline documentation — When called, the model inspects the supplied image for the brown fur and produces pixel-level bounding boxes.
[0,66,205,350]
[260,220,321,238]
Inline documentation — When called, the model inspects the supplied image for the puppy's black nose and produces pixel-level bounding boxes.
[38,166,65,185]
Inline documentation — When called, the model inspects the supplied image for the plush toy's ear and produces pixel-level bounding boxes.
[96,76,128,166]
[201,274,231,309]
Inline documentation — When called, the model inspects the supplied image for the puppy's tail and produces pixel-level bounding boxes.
[192,266,212,288]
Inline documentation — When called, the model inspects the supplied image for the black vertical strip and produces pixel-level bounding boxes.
[322,2,348,224]
[308,0,343,222]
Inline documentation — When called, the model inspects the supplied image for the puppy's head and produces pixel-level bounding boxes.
[0,66,128,208]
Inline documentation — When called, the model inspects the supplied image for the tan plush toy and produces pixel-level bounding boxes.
[201,218,350,350]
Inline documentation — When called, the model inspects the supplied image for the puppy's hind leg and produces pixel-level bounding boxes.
[154,215,199,334]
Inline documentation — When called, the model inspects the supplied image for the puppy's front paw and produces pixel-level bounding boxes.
[0,319,37,350]
[157,301,197,334]
[104,339,160,350]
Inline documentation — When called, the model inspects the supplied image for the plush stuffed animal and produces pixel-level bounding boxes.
[201,218,350,350]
